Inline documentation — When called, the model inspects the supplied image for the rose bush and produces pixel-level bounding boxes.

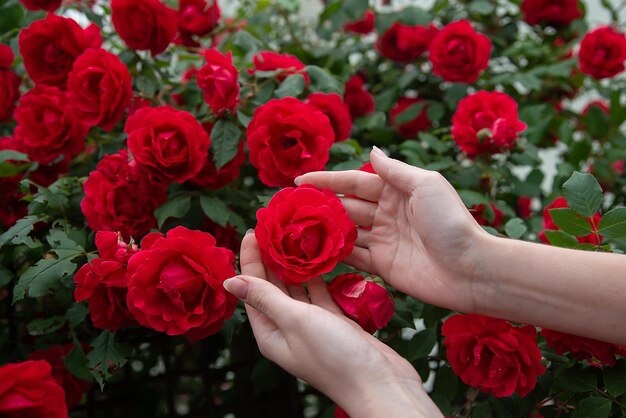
[1,0,626,416]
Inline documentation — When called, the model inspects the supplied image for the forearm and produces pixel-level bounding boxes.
[472,234,626,345]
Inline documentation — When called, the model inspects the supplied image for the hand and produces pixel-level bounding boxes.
[224,231,442,418]
[297,147,488,314]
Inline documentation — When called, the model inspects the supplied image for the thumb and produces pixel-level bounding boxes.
[224,275,296,325]
[370,146,431,193]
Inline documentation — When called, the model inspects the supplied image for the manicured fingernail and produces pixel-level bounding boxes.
[246,228,254,235]
[372,146,386,157]
[223,277,249,299]
[294,176,302,185]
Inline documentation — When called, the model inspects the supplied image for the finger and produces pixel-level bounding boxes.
[239,231,267,280]
[244,304,291,362]
[267,270,289,295]
[295,170,384,202]
[343,247,375,274]
[307,276,344,315]
[355,228,372,248]
[340,197,377,228]
[370,147,431,194]
[287,284,310,303]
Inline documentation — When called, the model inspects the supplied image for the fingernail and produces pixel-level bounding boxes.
[246,228,254,236]
[223,277,249,299]
[294,176,302,185]
[371,146,386,157]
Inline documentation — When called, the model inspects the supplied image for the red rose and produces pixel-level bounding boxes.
[0,360,67,418]
[539,197,602,245]
[128,95,152,117]
[74,231,139,331]
[191,124,245,189]
[0,44,20,123]
[517,196,533,219]
[178,0,220,37]
[335,406,351,418]
[246,97,334,187]
[14,85,88,164]
[250,51,309,84]
[27,345,91,408]
[343,74,375,119]
[126,106,210,184]
[579,26,626,79]
[306,92,353,142]
[377,22,438,63]
[200,219,241,254]
[111,0,177,56]
[521,0,582,27]
[197,49,240,116]
[452,91,526,157]
[541,329,619,367]
[255,184,357,285]
[328,273,394,334]
[67,48,132,132]
[359,162,376,174]
[19,14,102,88]
[19,0,62,11]
[81,150,167,239]
[343,10,375,35]
[442,314,545,398]
[126,226,237,340]
[471,203,504,228]
[429,20,491,83]
[389,97,432,139]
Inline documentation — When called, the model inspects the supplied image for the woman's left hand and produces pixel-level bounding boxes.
[223,231,443,418]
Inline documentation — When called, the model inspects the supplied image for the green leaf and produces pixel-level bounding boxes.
[65,303,89,329]
[274,74,306,98]
[409,328,437,361]
[306,65,343,94]
[200,196,230,227]
[64,344,93,382]
[469,0,495,14]
[604,362,626,396]
[556,366,597,392]
[572,397,612,418]
[443,84,468,110]
[544,230,579,248]
[211,120,241,169]
[598,207,626,238]
[398,6,430,25]
[394,102,426,125]
[458,190,489,206]
[504,218,527,239]
[154,194,192,228]
[0,216,40,249]
[87,330,130,390]
[0,150,28,164]
[549,208,594,236]
[27,316,65,336]
[562,172,603,217]
[0,3,25,34]
[0,265,13,287]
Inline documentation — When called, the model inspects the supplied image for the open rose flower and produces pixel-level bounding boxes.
[471,203,504,228]
[343,10,375,35]
[126,226,238,340]
[343,74,375,119]
[389,97,432,139]
[67,48,132,131]
[74,230,139,331]
[541,329,620,367]
[0,360,67,418]
[126,106,210,184]
[578,26,626,79]
[0,44,20,123]
[452,91,527,157]
[81,150,167,239]
[442,314,545,398]
[197,49,240,116]
[19,0,62,11]
[249,51,309,84]
[19,14,102,88]
[246,97,334,187]
[377,22,438,63]
[539,197,602,245]
[111,0,177,56]
[521,0,582,27]
[178,0,220,38]
[328,273,394,334]
[305,92,353,142]
[429,20,491,83]
[255,184,357,285]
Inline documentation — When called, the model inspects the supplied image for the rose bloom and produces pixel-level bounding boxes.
[19,0,62,11]
[128,95,152,116]
[13,85,88,165]
[0,44,20,123]
[343,10,375,35]
[126,106,210,184]
[452,91,527,157]
[539,197,602,245]
[429,20,491,83]
[541,329,620,367]
[74,230,139,331]
[306,92,353,142]
[0,360,67,418]
[249,51,310,84]
[111,0,177,56]
[197,49,240,116]
[27,344,91,408]
[126,226,238,340]
[328,273,394,334]
[389,97,431,139]
[521,0,582,27]
[359,161,376,174]
[81,150,167,240]
[247,97,334,187]
[191,124,245,190]
[255,185,357,285]
[579,26,626,79]
[442,314,545,398]
[178,0,220,37]
[471,203,504,228]
[517,196,533,219]
[335,406,350,418]
[19,14,102,87]
[67,48,132,131]
[377,22,438,63]
[343,74,375,119]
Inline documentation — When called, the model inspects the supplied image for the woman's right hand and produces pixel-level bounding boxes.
[297,147,489,314]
